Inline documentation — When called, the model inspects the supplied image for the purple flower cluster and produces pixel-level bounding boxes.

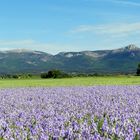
[0,86,139,139]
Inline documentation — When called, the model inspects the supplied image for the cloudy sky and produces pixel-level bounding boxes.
[0,0,140,54]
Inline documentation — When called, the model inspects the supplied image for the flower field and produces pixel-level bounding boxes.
[0,86,139,140]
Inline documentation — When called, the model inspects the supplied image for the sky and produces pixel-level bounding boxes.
[0,0,140,54]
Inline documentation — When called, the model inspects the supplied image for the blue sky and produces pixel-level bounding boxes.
[0,0,140,54]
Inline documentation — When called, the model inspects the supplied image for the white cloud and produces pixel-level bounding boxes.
[71,22,140,36]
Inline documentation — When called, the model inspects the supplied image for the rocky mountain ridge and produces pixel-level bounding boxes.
[0,44,139,74]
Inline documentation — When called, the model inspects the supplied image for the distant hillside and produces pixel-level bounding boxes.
[0,44,140,74]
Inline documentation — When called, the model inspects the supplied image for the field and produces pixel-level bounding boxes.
[0,86,139,139]
[0,76,140,88]
[0,77,140,139]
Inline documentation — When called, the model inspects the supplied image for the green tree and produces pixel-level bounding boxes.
[136,63,140,76]
[47,70,62,78]
[40,69,71,79]
[12,75,19,79]
[40,73,48,78]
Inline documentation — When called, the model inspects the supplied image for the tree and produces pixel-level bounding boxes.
[47,70,62,78]
[12,75,19,79]
[136,63,140,76]
[40,73,48,78]
[40,69,71,79]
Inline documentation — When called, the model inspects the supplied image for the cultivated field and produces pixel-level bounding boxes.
[0,77,140,139]
[0,86,139,139]
[0,76,140,88]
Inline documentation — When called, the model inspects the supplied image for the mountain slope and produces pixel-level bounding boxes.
[0,45,140,74]
[51,44,140,73]
[0,50,53,74]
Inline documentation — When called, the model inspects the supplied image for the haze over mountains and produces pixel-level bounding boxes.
[0,44,140,74]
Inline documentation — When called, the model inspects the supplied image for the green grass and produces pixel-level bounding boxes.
[0,76,140,88]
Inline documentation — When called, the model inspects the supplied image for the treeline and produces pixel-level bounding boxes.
[0,63,140,79]
[0,74,32,79]
[40,63,140,78]
[40,70,115,79]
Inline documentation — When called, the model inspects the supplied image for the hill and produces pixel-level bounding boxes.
[0,44,140,74]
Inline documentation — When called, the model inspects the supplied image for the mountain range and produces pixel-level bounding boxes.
[0,44,140,74]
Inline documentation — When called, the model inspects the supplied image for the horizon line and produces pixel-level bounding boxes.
[0,44,138,54]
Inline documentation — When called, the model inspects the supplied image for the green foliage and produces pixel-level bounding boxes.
[0,74,33,79]
[134,134,139,140]
[111,134,119,140]
[97,118,104,134]
[47,70,63,78]
[40,70,71,79]
[40,73,48,79]
[12,75,19,79]
[136,63,140,76]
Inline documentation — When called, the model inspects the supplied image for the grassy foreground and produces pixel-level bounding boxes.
[0,76,140,88]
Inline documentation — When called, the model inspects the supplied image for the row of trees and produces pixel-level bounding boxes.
[0,74,32,79]
[40,63,140,79]
[40,64,140,79]
[0,64,140,79]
